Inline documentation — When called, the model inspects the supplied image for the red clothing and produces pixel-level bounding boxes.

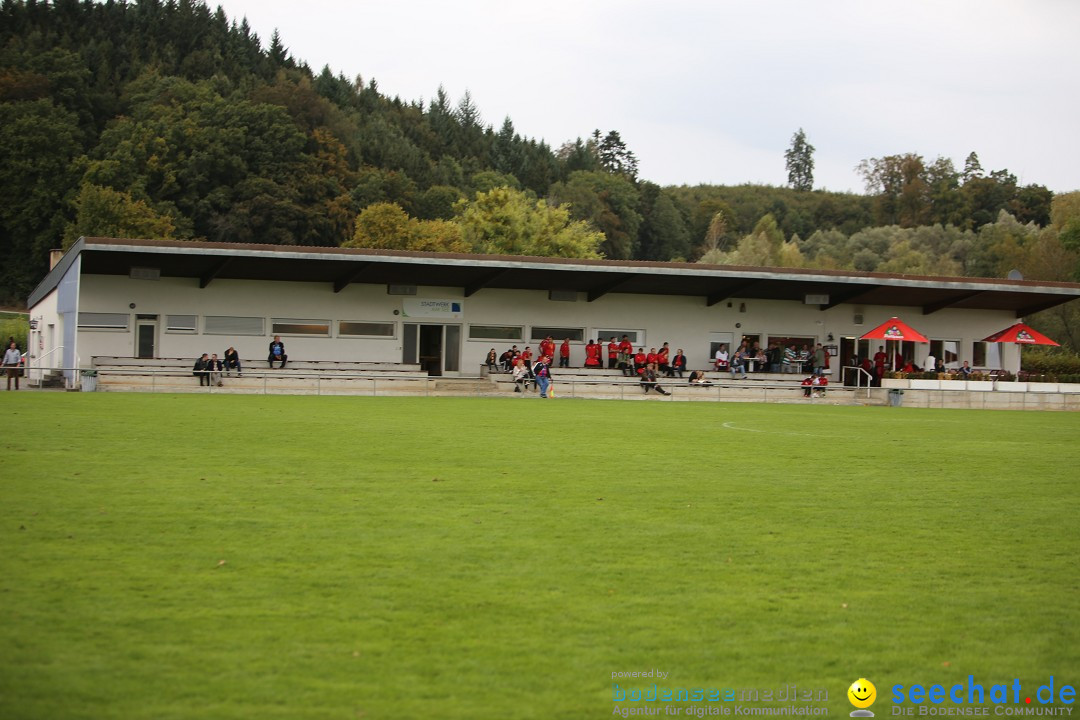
[646,353,658,365]
[540,339,555,358]
[873,351,887,370]
[607,342,618,359]
[634,352,646,367]
[658,348,670,365]
[584,343,602,366]
[559,341,570,358]
[619,340,633,356]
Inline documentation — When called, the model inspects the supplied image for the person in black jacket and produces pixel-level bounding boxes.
[193,353,211,386]
[223,346,242,376]
[268,336,287,368]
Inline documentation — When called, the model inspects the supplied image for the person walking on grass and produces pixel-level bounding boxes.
[3,340,21,390]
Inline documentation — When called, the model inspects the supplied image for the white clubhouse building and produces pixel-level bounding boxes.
[26,237,1080,380]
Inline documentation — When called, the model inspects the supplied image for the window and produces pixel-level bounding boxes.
[972,341,1001,368]
[594,329,642,344]
[973,342,986,367]
[205,316,264,336]
[272,319,330,336]
[531,326,584,342]
[929,339,960,367]
[340,321,395,338]
[165,314,197,333]
[468,325,523,341]
[78,312,129,330]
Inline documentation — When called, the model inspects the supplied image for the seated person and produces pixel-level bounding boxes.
[811,373,828,397]
[714,345,729,372]
[207,353,224,386]
[485,348,498,372]
[802,375,814,397]
[223,346,242,376]
[268,335,287,368]
[959,361,973,377]
[669,350,687,378]
[193,353,211,386]
[511,358,530,393]
[640,362,670,396]
[730,349,748,379]
[688,370,712,385]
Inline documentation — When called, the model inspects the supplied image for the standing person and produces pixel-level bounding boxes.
[193,353,211,386]
[559,338,571,368]
[532,354,553,399]
[873,345,887,378]
[607,337,619,369]
[813,344,827,376]
[268,335,287,368]
[539,336,555,361]
[657,343,671,376]
[223,346,242,377]
[3,340,21,391]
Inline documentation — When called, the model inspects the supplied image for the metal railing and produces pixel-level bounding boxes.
[842,365,874,398]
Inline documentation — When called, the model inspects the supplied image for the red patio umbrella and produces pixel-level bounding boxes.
[980,322,1059,346]
[860,317,930,373]
[860,316,930,343]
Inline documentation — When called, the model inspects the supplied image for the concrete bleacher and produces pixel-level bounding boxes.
[89,357,867,403]
[90,356,443,396]
[483,364,856,404]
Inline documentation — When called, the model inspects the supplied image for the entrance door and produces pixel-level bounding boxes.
[136,318,157,359]
[419,325,443,376]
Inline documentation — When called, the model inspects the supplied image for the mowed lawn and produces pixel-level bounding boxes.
[1,394,1078,719]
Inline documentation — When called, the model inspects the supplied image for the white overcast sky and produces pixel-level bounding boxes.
[210,0,1079,194]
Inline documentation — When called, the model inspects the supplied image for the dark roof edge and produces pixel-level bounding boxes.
[27,238,85,309]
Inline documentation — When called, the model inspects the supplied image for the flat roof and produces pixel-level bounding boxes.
[28,236,1080,317]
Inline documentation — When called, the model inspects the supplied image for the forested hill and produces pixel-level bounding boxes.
[1,0,1077,310]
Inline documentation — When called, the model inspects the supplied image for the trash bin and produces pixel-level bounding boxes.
[888,388,903,407]
[81,371,97,392]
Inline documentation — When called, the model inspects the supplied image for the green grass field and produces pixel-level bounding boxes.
[2,394,1078,719]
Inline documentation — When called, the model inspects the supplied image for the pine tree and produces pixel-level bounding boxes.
[784,128,814,191]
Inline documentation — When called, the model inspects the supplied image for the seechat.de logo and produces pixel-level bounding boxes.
[849,678,878,717]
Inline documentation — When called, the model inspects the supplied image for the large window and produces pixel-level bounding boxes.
[468,325,523,341]
[78,312,129,330]
[594,328,642,344]
[205,316,264,336]
[340,321,395,338]
[165,314,197,333]
[271,318,330,336]
[531,326,584,342]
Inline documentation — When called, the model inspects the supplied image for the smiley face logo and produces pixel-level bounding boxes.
[848,678,877,709]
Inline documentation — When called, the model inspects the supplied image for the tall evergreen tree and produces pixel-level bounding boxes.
[784,128,814,191]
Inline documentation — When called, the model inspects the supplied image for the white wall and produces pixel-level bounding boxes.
[73,273,1023,373]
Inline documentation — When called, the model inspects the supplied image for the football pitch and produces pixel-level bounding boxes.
[1,394,1078,719]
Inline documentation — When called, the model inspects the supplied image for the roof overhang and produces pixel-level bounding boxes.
[28,237,1080,318]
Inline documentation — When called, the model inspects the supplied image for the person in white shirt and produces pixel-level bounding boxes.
[3,341,22,391]
[714,345,729,371]
[924,354,936,372]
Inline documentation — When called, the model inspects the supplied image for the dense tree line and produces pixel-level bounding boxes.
[1,0,1076,330]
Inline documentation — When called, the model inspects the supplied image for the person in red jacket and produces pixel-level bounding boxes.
[634,348,647,375]
[559,338,571,368]
[584,340,602,367]
[539,336,555,360]
[607,337,619,369]
[657,343,670,375]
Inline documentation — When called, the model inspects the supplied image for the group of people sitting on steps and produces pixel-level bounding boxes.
[192,337,288,385]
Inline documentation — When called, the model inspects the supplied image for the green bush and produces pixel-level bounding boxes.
[0,315,29,351]
[1021,347,1080,375]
